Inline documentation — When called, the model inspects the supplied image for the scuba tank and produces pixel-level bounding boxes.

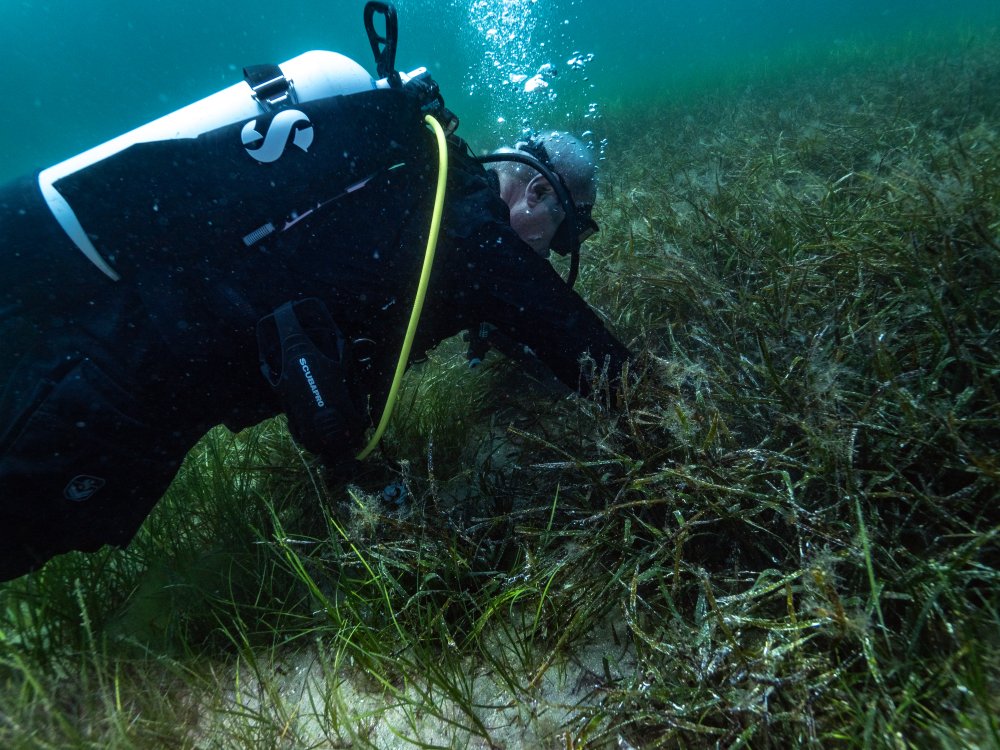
[38,51,378,282]
[37,2,452,283]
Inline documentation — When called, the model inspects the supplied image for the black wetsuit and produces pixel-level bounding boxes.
[0,88,629,580]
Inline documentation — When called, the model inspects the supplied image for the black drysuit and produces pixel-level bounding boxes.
[0,88,629,580]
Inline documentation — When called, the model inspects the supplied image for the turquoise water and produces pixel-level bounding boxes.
[2,0,998,180]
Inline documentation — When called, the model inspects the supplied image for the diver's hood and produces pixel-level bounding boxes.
[476,141,598,288]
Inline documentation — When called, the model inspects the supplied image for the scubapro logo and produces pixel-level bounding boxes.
[299,357,325,408]
[64,475,106,502]
[241,110,314,163]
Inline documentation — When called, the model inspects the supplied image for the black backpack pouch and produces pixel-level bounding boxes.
[257,299,364,471]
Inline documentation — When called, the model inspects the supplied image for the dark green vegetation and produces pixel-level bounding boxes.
[2,31,998,749]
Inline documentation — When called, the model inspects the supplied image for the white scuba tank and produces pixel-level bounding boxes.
[38,50,377,281]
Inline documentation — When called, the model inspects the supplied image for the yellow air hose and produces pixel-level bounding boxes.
[356,114,448,460]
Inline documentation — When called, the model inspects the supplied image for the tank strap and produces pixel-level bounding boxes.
[243,64,295,110]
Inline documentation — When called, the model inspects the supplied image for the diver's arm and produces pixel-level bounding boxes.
[438,142,632,395]
[455,226,632,397]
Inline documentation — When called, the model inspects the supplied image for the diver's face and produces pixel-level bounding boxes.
[509,174,566,257]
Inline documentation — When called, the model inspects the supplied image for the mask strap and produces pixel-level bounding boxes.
[476,151,581,288]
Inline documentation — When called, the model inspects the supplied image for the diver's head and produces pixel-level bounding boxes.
[492,131,598,257]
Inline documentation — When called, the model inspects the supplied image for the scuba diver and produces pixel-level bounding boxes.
[0,3,630,581]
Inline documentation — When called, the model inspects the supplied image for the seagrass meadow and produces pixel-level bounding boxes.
[2,29,999,750]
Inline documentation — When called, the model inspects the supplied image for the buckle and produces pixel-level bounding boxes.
[243,63,296,110]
